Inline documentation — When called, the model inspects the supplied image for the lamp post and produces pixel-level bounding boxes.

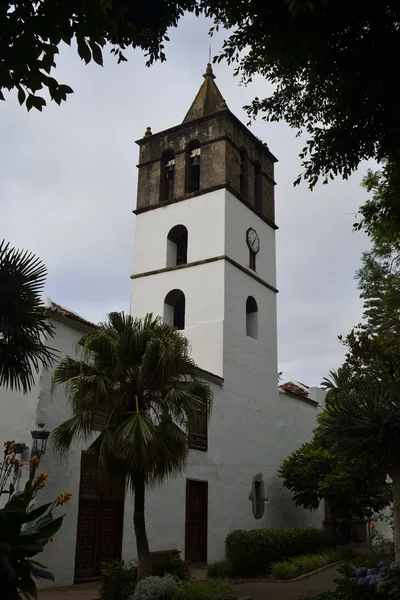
[30,423,50,480]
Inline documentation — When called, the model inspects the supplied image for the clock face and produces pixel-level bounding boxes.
[247,228,260,254]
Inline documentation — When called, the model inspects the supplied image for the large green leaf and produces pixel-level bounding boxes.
[27,515,64,541]
[28,564,55,581]
[14,543,44,557]
[22,503,52,524]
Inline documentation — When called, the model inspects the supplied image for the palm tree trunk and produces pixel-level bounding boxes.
[134,473,152,579]
[391,468,400,564]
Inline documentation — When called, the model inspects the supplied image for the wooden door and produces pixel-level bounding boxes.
[185,479,208,565]
[74,453,125,582]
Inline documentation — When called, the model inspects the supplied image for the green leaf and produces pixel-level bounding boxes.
[27,559,47,568]
[18,88,26,105]
[29,564,55,582]
[0,542,12,555]
[77,37,92,64]
[89,41,103,66]
[22,503,52,524]
[17,572,38,599]
[57,84,74,95]
[29,515,64,540]
[15,543,45,557]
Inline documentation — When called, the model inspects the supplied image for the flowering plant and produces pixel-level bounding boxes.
[0,440,72,599]
[349,561,391,588]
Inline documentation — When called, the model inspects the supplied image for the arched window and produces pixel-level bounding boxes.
[254,160,262,211]
[246,296,258,340]
[240,148,248,198]
[164,289,185,330]
[185,140,201,193]
[167,225,188,267]
[160,149,175,202]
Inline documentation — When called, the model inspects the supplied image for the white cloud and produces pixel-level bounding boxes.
[0,12,373,384]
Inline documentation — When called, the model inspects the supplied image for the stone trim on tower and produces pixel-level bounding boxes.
[134,65,277,225]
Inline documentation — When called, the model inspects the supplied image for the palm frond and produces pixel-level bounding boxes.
[319,384,400,469]
[52,413,92,459]
[0,240,57,392]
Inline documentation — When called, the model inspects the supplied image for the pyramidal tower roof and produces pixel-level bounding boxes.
[183,63,227,124]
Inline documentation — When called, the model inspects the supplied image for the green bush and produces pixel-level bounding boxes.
[174,579,236,600]
[100,560,137,600]
[226,527,333,577]
[153,552,190,581]
[269,551,341,580]
[207,560,234,579]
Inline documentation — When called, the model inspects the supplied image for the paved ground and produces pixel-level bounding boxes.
[234,565,340,600]
[38,565,340,600]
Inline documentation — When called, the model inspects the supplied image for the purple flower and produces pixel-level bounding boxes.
[377,561,387,568]
[357,578,366,585]
[355,567,368,576]
[367,568,377,575]
[350,577,356,582]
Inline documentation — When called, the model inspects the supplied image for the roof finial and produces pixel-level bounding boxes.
[203,56,216,80]
[209,45,211,64]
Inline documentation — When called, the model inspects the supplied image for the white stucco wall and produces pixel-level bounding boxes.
[131,261,225,377]
[132,190,226,276]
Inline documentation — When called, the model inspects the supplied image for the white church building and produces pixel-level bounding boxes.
[1,65,329,587]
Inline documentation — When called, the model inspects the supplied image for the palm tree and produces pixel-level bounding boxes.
[0,240,55,392]
[318,383,400,563]
[320,365,352,403]
[52,312,212,579]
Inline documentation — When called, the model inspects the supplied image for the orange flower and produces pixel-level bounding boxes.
[48,536,54,543]
[34,473,49,487]
[29,456,40,466]
[56,492,72,506]
[370,522,375,529]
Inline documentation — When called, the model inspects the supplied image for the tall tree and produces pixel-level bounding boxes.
[0,240,55,393]
[279,434,391,541]
[52,312,212,579]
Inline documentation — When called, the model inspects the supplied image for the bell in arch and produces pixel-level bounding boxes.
[166,163,175,180]
[191,155,200,168]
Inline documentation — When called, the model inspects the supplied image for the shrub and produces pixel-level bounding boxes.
[269,551,341,580]
[207,560,233,579]
[153,553,191,581]
[133,574,178,600]
[226,527,333,577]
[100,560,137,600]
[174,579,236,600]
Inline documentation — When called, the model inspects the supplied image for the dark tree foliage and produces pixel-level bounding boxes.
[209,1,400,188]
[0,0,199,110]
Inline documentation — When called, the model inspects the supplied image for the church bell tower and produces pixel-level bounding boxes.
[130,63,278,380]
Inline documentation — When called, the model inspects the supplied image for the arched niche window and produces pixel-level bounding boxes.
[246,296,258,340]
[160,149,175,202]
[254,160,262,211]
[250,473,266,520]
[185,140,201,194]
[167,225,188,268]
[240,148,248,198]
[164,289,185,330]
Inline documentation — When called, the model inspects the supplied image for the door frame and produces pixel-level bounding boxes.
[184,478,208,566]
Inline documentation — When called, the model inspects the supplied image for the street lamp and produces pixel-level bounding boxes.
[30,423,50,480]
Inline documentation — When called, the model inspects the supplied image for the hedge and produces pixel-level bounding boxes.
[226,527,333,577]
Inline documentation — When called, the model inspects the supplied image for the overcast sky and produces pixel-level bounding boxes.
[0,13,374,385]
